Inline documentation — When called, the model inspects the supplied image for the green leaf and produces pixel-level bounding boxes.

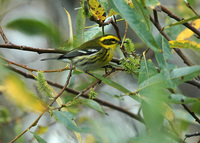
[141,100,164,131]
[92,73,140,101]
[138,59,158,85]
[6,18,49,35]
[108,0,159,51]
[156,35,174,65]
[132,0,152,31]
[92,73,131,94]
[170,65,200,85]
[30,132,47,143]
[138,66,200,92]
[155,35,175,88]
[140,85,174,131]
[168,94,200,104]
[84,28,102,42]
[70,99,106,114]
[52,111,82,132]
[98,0,110,13]
[138,73,166,92]
[74,8,86,47]
[6,18,61,44]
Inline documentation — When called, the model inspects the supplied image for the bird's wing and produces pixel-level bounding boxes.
[58,46,102,59]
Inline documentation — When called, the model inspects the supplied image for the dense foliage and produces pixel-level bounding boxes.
[0,0,200,142]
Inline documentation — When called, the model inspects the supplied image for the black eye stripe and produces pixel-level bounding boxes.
[110,38,117,42]
[102,39,118,45]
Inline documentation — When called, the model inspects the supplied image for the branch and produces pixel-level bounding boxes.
[0,44,67,54]
[184,1,199,16]
[150,12,194,66]
[0,26,65,54]
[0,56,70,72]
[185,131,200,140]
[0,27,10,44]
[111,19,129,58]
[161,5,200,37]
[186,79,200,89]
[182,104,200,124]
[10,65,73,143]
[5,64,144,123]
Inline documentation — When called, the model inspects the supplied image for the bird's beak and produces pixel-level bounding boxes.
[118,41,126,44]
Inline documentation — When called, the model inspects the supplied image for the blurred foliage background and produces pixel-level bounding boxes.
[0,0,200,143]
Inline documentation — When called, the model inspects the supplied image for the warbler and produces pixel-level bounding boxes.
[42,34,121,72]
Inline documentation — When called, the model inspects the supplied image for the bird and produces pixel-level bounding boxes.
[41,34,122,72]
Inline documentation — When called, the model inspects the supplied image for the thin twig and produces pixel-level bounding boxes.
[0,44,67,54]
[185,131,200,139]
[9,65,73,143]
[71,68,116,101]
[0,26,10,44]
[0,46,120,66]
[150,14,194,66]
[9,111,45,143]
[0,26,66,54]
[182,104,200,124]
[5,64,144,123]
[111,18,128,58]
[0,56,70,73]
[186,79,200,89]
[49,64,73,106]
[153,9,159,24]
[111,17,121,40]
[161,5,200,37]
[184,1,199,16]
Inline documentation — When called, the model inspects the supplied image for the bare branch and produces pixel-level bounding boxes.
[182,104,200,124]
[0,27,10,44]
[0,44,67,54]
[184,1,199,16]
[5,64,144,123]
[161,5,200,37]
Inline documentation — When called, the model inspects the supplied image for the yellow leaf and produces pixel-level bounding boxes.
[89,0,106,22]
[0,85,6,92]
[91,7,106,21]
[169,40,200,53]
[84,134,96,143]
[89,0,100,8]
[75,131,82,143]
[35,126,48,135]
[176,19,200,40]
[107,9,118,17]
[161,103,174,121]
[63,7,73,50]
[3,75,47,113]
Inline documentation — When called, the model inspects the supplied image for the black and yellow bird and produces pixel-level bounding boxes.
[42,34,121,72]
